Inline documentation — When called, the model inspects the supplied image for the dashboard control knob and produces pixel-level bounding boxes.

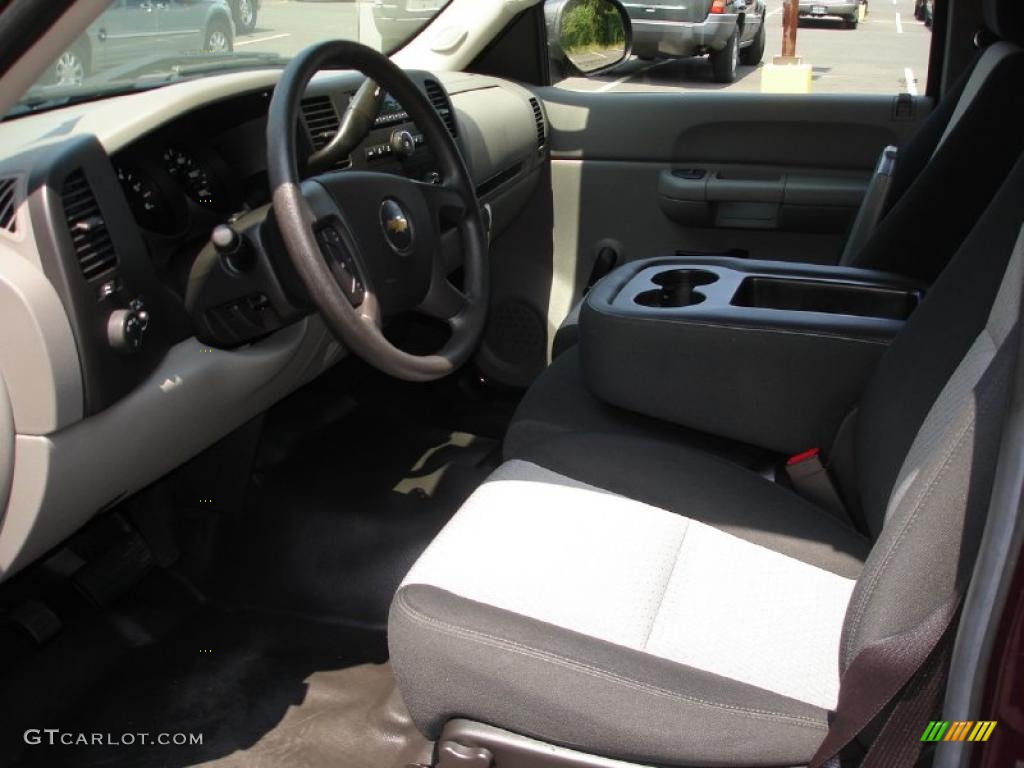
[108,307,150,353]
[390,129,417,160]
[212,224,252,272]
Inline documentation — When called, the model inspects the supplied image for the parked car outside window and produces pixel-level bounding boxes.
[47,0,236,86]
[625,0,767,82]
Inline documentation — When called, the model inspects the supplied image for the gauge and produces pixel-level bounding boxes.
[115,164,175,234]
[163,146,218,208]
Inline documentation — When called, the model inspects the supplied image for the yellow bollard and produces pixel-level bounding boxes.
[761,58,813,93]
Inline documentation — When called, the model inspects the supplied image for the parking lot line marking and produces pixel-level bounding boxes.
[895,12,903,33]
[597,60,667,92]
[236,33,292,47]
[904,66,918,95]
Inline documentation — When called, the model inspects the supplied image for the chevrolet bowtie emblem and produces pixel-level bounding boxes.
[380,199,414,254]
[386,216,409,234]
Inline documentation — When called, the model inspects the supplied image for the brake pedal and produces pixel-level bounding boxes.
[71,530,155,607]
[7,599,63,644]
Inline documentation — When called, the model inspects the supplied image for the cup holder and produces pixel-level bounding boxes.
[635,269,718,308]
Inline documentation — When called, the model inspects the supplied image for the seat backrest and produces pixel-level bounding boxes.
[845,0,1024,283]
[836,153,1024,671]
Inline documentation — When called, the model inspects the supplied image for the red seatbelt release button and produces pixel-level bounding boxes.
[787,447,821,466]
[784,448,846,516]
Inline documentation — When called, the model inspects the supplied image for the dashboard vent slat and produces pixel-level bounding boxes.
[62,171,117,281]
[423,80,458,138]
[529,97,546,149]
[0,177,18,234]
[301,95,340,152]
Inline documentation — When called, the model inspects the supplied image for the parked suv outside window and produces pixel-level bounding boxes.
[626,0,767,82]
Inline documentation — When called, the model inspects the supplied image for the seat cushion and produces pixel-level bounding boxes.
[390,459,869,767]
[504,346,773,472]
[516,431,869,577]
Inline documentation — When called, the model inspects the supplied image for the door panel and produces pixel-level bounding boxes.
[476,91,931,387]
[93,0,161,69]
[156,0,208,48]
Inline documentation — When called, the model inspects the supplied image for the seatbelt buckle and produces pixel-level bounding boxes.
[785,448,847,517]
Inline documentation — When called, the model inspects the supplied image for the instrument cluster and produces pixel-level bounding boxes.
[110,84,444,248]
[113,141,240,237]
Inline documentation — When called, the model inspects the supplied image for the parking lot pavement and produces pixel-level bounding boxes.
[557,0,932,94]
[233,0,361,58]
[231,0,930,97]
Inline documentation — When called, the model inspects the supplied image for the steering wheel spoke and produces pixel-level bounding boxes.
[415,179,468,228]
[418,274,469,324]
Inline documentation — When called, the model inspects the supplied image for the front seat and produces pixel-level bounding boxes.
[387,156,1024,766]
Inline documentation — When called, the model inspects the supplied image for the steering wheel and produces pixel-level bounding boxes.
[266,41,489,382]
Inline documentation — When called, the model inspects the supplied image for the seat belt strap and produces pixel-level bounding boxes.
[808,594,961,768]
[859,631,954,768]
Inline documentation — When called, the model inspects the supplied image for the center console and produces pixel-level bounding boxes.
[578,257,924,455]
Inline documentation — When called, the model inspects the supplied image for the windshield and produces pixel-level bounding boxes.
[12,0,450,115]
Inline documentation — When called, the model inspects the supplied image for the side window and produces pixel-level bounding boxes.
[553,0,932,96]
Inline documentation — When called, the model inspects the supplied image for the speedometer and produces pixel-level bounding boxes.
[115,164,174,234]
[163,147,217,207]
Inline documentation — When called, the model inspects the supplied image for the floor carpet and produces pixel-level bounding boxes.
[9,399,500,768]
[23,609,428,768]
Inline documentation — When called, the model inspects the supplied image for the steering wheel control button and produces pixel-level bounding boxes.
[316,225,366,307]
[107,306,150,353]
[379,199,413,255]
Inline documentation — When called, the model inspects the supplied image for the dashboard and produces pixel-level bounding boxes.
[0,67,548,580]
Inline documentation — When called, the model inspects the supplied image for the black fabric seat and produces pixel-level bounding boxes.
[504,344,774,468]
[389,152,1024,766]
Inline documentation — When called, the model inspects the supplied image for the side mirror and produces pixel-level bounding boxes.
[545,0,632,80]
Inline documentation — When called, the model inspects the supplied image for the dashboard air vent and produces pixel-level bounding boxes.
[62,170,117,281]
[529,97,546,149]
[301,95,340,152]
[423,80,457,138]
[0,177,17,234]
